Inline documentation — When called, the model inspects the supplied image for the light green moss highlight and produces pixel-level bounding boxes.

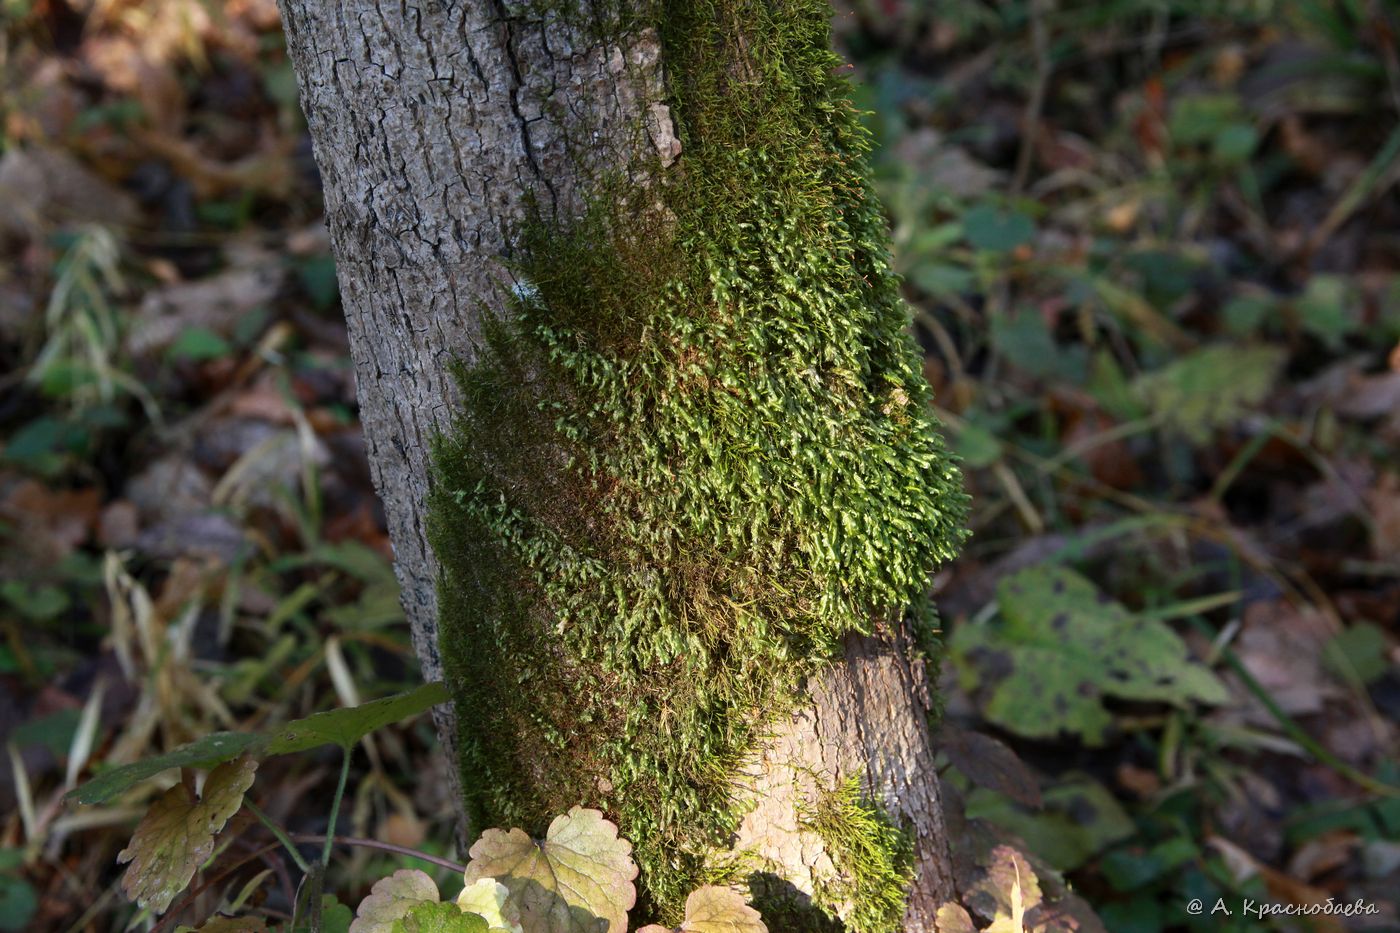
[427,0,967,923]
[800,777,916,933]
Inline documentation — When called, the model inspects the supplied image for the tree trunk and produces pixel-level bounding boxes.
[277,1,964,929]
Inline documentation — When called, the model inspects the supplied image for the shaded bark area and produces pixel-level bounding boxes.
[736,631,956,926]
[277,0,955,925]
[275,0,667,807]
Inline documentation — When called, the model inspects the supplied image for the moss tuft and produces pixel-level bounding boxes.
[800,776,916,933]
[427,0,967,923]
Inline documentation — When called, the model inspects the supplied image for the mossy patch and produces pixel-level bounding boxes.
[427,0,967,924]
[799,776,916,933]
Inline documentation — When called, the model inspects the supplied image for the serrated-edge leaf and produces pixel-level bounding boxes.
[457,879,521,933]
[954,566,1228,743]
[117,756,257,914]
[464,807,638,933]
[667,887,766,933]
[351,869,442,933]
[391,901,489,933]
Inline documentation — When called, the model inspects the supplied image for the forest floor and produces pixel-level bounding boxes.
[1,1,1397,930]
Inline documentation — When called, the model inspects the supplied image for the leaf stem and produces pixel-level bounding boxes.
[323,747,352,866]
[246,800,312,874]
[291,833,467,874]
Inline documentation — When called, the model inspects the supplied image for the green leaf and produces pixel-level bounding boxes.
[1222,295,1274,337]
[1212,123,1258,164]
[1323,622,1389,686]
[118,756,257,914]
[951,566,1228,743]
[0,875,37,933]
[323,895,355,933]
[1295,276,1356,349]
[297,255,341,311]
[1169,95,1243,147]
[991,309,1083,381]
[953,420,1002,469]
[962,204,1035,253]
[166,327,233,363]
[69,732,262,806]
[1100,836,1197,892]
[966,774,1135,871]
[0,582,69,621]
[393,902,490,933]
[908,262,974,298]
[69,683,449,804]
[262,681,449,755]
[464,807,638,933]
[1134,345,1285,444]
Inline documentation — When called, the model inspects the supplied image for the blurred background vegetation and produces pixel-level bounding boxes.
[1,0,1398,929]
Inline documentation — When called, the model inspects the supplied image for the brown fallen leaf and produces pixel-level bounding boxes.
[0,478,101,562]
[940,723,1042,808]
[128,259,284,358]
[0,146,141,242]
[1207,836,1344,933]
[118,755,257,914]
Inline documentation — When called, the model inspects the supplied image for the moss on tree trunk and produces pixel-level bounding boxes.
[278,0,965,926]
[425,1,966,928]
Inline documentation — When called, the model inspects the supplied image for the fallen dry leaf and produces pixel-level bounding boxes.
[117,755,257,914]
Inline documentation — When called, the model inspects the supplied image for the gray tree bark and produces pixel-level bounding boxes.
[277,2,955,926]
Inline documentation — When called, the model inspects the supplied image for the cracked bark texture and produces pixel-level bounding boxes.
[277,0,955,926]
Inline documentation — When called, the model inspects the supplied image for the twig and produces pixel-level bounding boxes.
[1013,0,1053,195]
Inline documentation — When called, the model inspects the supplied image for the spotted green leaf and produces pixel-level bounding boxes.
[952,566,1228,744]
[1133,345,1284,443]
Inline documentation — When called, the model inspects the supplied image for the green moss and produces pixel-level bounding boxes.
[799,776,916,933]
[427,0,967,924]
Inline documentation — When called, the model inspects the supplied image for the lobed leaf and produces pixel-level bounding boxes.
[392,902,490,933]
[634,886,766,933]
[969,845,1042,924]
[351,869,442,933]
[118,756,257,914]
[464,807,637,933]
[457,879,522,933]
